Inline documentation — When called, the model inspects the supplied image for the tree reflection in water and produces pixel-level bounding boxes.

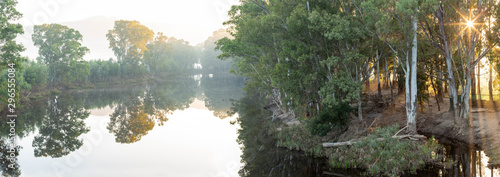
[0,137,21,176]
[200,74,244,119]
[234,92,329,177]
[107,100,165,144]
[107,79,195,143]
[32,95,90,158]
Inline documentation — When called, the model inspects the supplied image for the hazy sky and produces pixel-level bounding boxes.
[16,0,239,45]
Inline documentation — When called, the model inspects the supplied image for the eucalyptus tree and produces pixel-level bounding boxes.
[361,0,438,133]
[0,0,26,109]
[0,0,25,68]
[307,0,375,120]
[219,0,377,120]
[420,0,500,120]
[453,0,500,119]
[106,20,154,76]
[167,37,197,72]
[217,0,291,112]
[201,29,233,73]
[145,32,172,76]
[32,24,89,87]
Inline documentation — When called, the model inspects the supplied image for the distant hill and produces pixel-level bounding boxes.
[17,16,210,61]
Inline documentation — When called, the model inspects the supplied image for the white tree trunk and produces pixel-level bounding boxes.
[461,68,472,119]
[407,12,418,134]
[446,55,458,115]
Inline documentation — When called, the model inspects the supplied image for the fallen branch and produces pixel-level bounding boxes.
[322,135,426,148]
[393,126,407,136]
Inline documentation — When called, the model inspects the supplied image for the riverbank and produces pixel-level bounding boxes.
[265,104,444,176]
[372,93,500,168]
[265,89,500,176]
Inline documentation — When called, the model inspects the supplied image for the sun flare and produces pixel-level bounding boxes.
[466,20,474,28]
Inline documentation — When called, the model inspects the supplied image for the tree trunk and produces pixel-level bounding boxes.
[471,65,476,97]
[477,62,481,98]
[386,57,394,102]
[437,6,458,114]
[393,54,398,95]
[489,59,493,100]
[322,135,425,147]
[377,50,381,97]
[358,91,363,120]
[460,68,472,120]
[430,70,441,111]
[365,77,370,90]
[437,69,444,102]
[407,13,418,134]
[384,57,389,89]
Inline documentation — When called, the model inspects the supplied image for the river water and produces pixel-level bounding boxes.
[1,75,499,177]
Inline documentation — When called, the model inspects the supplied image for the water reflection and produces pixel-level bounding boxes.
[3,74,497,176]
[33,97,90,158]
[200,74,244,119]
[0,137,21,176]
[419,143,500,177]
[233,93,329,177]
[0,75,244,176]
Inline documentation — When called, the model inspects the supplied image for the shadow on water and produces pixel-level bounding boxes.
[233,93,334,177]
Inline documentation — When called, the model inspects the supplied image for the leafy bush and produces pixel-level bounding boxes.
[307,102,353,136]
[330,126,441,176]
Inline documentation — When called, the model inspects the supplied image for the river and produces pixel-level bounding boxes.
[1,75,499,177]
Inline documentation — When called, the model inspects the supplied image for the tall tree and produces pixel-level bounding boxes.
[421,0,500,120]
[145,32,172,76]
[0,0,26,109]
[168,37,197,72]
[32,24,89,87]
[362,0,433,133]
[106,20,154,76]
[201,29,233,73]
[0,0,25,67]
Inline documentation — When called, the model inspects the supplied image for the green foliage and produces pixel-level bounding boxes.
[276,124,325,157]
[23,61,48,87]
[49,89,61,96]
[217,0,374,117]
[32,24,89,87]
[167,37,197,72]
[0,0,26,110]
[107,20,154,77]
[145,32,174,75]
[307,102,353,136]
[330,126,441,176]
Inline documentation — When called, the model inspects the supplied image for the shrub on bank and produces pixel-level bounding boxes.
[307,102,353,136]
[330,126,441,176]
